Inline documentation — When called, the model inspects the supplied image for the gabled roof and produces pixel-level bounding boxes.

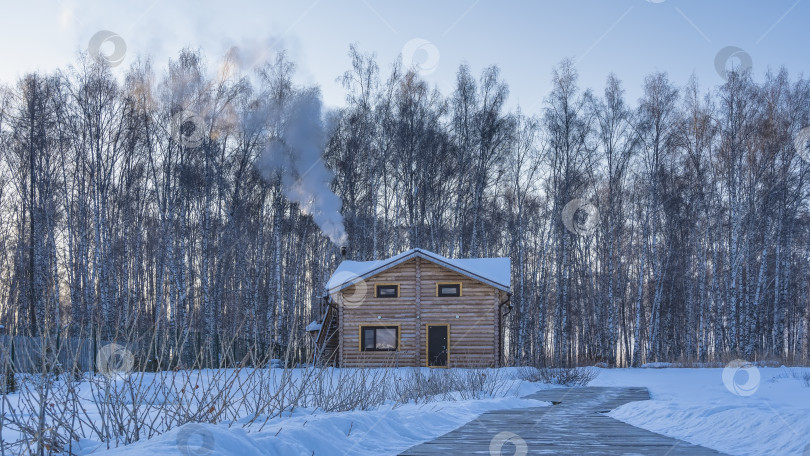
[325,248,511,294]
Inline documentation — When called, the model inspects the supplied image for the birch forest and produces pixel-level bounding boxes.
[1,45,809,369]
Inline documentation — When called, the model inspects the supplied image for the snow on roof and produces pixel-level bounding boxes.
[326,248,510,294]
[305,320,322,332]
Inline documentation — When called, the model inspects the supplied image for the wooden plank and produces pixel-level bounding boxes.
[399,387,727,455]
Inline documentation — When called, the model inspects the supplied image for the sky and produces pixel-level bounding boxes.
[0,0,807,111]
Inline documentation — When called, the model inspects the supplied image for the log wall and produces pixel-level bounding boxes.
[338,258,506,368]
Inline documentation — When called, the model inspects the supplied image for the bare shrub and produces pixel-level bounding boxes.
[516,365,598,386]
[393,367,513,403]
[395,368,456,403]
[1,321,524,456]
[1,369,15,393]
[771,368,810,388]
[305,366,390,412]
[2,362,523,455]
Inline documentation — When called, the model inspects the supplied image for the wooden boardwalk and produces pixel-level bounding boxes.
[400,387,726,455]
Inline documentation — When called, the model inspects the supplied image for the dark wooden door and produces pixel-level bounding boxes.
[427,325,448,367]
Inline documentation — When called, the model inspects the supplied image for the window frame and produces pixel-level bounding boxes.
[359,325,400,352]
[436,282,462,297]
[375,283,400,298]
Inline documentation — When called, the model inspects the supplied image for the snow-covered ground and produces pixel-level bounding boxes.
[101,389,547,456]
[92,365,810,456]
[4,365,809,455]
[1,367,549,456]
[592,366,810,456]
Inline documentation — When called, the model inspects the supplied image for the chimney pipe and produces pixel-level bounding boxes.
[340,246,347,259]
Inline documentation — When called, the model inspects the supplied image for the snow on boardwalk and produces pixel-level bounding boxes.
[399,387,726,455]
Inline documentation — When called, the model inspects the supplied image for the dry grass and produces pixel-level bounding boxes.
[0,333,520,455]
[516,366,598,386]
[770,367,810,387]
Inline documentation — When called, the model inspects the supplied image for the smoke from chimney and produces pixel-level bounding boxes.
[255,88,348,246]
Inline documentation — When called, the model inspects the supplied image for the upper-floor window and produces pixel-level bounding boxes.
[376,284,399,298]
[436,283,461,297]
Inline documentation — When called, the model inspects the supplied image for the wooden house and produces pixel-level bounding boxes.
[311,249,511,368]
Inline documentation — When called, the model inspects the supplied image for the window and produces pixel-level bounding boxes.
[436,282,462,297]
[360,326,398,351]
[375,284,399,298]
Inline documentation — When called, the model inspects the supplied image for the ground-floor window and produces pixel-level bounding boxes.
[360,325,399,351]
